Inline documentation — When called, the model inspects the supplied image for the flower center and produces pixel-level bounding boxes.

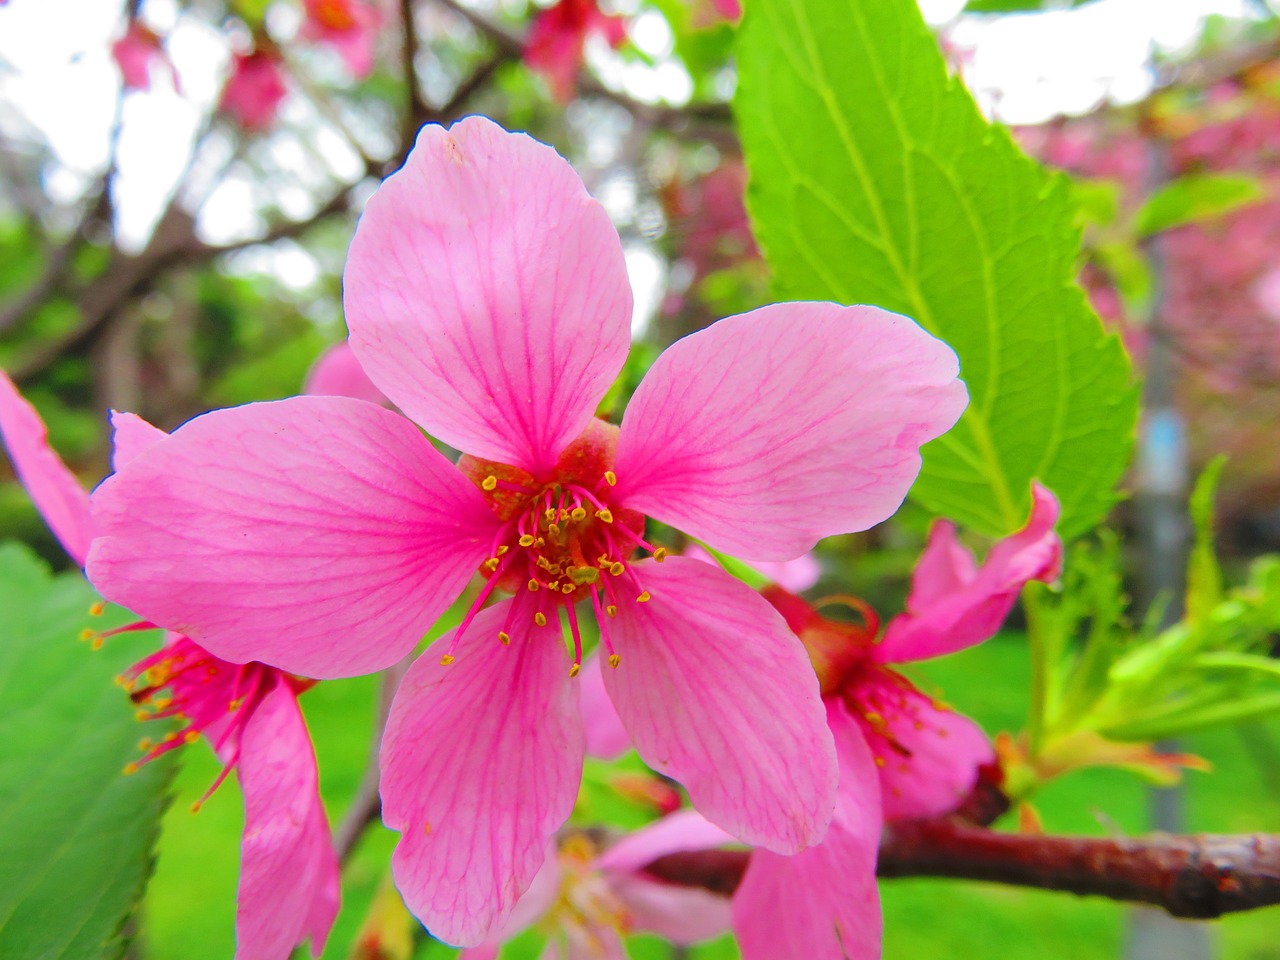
[310,0,358,31]
[449,420,667,676]
[115,632,293,811]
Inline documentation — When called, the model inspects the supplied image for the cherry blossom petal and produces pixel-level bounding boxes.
[609,874,732,944]
[235,680,339,960]
[380,594,585,946]
[579,653,631,759]
[345,116,631,473]
[877,482,1061,664]
[109,410,167,472]
[458,852,563,960]
[302,341,389,406]
[87,397,503,679]
[0,370,94,566]
[601,558,837,853]
[614,303,967,561]
[862,683,993,822]
[596,810,737,873]
[733,700,882,960]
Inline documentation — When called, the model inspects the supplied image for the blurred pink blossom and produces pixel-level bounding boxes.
[525,0,627,102]
[220,50,288,132]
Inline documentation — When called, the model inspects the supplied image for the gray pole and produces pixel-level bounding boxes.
[1123,132,1213,960]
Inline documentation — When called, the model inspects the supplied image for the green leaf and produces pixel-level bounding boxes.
[1186,455,1226,625]
[1133,173,1266,237]
[735,0,1136,539]
[963,0,1101,11]
[0,542,173,960]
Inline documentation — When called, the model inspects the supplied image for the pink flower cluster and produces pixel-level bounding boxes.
[0,373,340,960]
[84,116,968,947]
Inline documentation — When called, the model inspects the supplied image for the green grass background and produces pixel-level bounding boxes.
[138,634,1280,959]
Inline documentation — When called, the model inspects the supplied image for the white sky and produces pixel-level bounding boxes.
[0,0,1266,322]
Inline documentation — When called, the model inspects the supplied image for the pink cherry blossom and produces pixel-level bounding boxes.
[303,340,390,406]
[460,811,734,960]
[733,484,1062,959]
[219,50,288,133]
[301,0,383,79]
[112,22,177,92]
[0,371,338,960]
[525,0,627,102]
[86,116,967,945]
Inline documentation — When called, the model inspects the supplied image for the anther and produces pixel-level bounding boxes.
[637,591,651,603]
[123,762,139,775]
[569,664,581,678]
[519,534,536,547]
[482,475,498,491]
[528,579,540,592]
[496,545,509,556]
[548,523,561,537]
[190,800,203,814]
[498,631,511,645]
[609,562,625,576]
[184,730,199,743]
[604,470,617,486]
[483,557,500,572]
[653,547,667,562]
[89,602,105,616]
[545,508,557,522]
[91,637,103,650]
[138,738,152,751]
[608,653,621,668]
[440,654,455,666]
[606,605,618,617]
[570,507,587,522]
[535,612,548,627]
[596,508,614,523]
[548,581,560,591]
[561,583,575,595]
[79,628,95,641]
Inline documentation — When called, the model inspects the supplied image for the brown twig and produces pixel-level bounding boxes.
[334,656,412,863]
[431,0,732,132]
[643,820,1280,920]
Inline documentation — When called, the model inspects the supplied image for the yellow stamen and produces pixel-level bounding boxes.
[519,534,536,547]
[653,547,667,562]
[604,470,617,486]
[569,663,581,678]
[561,583,575,594]
[89,601,105,616]
[79,628,95,641]
[548,581,560,591]
[183,730,199,743]
[570,506,587,522]
[874,756,886,768]
[135,710,149,721]
[496,545,509,556]
[608,653,621,668]
[528,579,540,592]
[138,738,152,751]
[423,821,432,836]
[637,591,651,603]
[548,523,561,537]
[535,612,548,627]
[609,562,625,576]
[123,762,139,775]
[91,637,103,650]
[545,508,557,522]
[481,475,498,491]
[498,631,511,645]
[483,557,500,572]
[606,604,618,618]
[440,654,455,666]
[596,508,614,523]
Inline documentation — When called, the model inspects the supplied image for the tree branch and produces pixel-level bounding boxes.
[642,820,1280,920]
[334,656,412,863]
